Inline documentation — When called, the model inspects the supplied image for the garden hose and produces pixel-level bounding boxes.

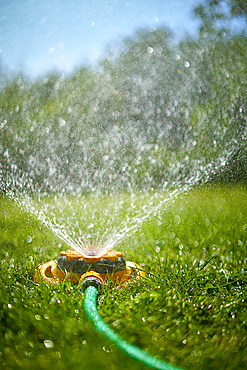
[84,284,183,370]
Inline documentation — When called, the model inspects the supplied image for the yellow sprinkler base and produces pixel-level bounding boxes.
[34,248,145,286]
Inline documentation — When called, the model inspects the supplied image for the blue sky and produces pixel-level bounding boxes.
[0,0,202,78]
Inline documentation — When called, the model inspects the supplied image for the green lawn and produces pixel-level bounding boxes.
[0,184,247,370]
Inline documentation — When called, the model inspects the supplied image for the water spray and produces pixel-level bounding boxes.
[35,248,184,370]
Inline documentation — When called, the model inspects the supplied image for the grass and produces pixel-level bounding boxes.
[0,184,247,370]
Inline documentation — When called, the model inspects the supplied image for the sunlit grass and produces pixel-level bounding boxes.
[0,184,247,370]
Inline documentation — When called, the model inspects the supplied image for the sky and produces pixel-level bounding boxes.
[0,0,203,79]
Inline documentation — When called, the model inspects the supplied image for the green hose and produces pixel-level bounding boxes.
[84,285,184,370]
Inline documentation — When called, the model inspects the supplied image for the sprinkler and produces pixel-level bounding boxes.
[35,248,145,286]
[35,248,183,370]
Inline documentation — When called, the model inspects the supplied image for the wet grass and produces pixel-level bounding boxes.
[0,184,247,370]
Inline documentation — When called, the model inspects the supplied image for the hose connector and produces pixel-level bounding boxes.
[80,271,104,291]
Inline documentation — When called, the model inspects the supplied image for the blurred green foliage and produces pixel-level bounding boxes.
[0,7,246,193]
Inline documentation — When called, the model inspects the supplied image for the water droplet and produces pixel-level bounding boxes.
[58,118,66,127]
[0,120,7,128]
[147,47,153,54]
[27,236,32,243]
[44,340,54,348]
[152,16,159,23]
[174,215,180,225]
